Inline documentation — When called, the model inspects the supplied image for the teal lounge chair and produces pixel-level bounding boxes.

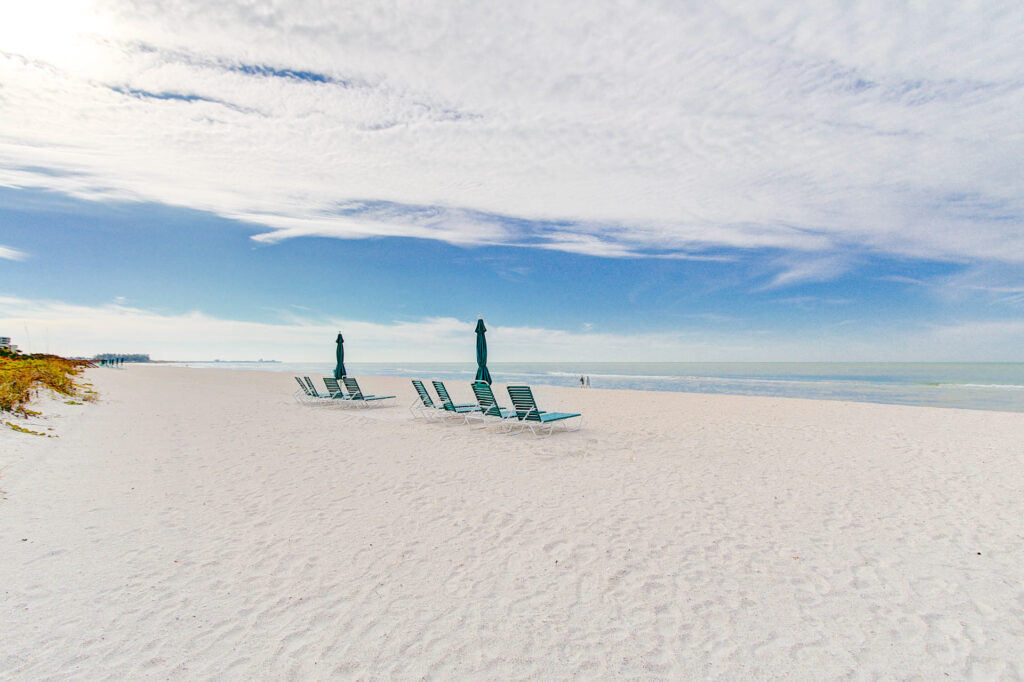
[295,376,338,404]
[294,376,322,403]
[323,377,359,403]
[470,381,518,430]
[506,385,582,436]
[323,376,345,397]
[431,380,481,424]
[304,376,333,398]
[342,377,395,407]
[410,379,445,421]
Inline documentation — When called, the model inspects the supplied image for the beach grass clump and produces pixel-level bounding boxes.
[0,351,94,416]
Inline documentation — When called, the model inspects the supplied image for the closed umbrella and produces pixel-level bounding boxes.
[334,332,346,379]
[475,316,492,385]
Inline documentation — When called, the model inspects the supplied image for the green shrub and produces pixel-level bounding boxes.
[0,354,94,415]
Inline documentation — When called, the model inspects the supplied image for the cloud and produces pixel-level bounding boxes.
[0,0,1022,274]
[0,245,28,261]
[773,295,852,310]
[0,294,471,361]
[920,320,1024,361]
[684,313,739,323]
[879,275,927,286]
[3,293,725,361]
[3,294,1023,362]
[930,264,1024,310]
[762,255,852,289]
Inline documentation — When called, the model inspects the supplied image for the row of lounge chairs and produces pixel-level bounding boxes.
[411,379,583,437]
[293,376,395,407]
[294,375,583,436]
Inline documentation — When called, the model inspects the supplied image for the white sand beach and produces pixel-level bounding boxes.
[2,365,1024,680]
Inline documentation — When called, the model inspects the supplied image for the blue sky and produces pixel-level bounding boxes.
[1,1,1023,361]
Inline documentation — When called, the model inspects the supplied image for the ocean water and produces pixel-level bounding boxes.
[161,361,1024,413]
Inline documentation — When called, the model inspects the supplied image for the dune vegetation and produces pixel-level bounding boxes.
[0,350,94,416]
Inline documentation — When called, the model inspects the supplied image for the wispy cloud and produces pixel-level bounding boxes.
[879,275,928,286]
[774,296,852,310]
[0,245,28,261]
[0,0,1022,276]
[684,313,740,323]
[762,255,852,289]
[930,264,1024,309]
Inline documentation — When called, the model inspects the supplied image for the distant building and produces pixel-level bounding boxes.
[0,336,18,353]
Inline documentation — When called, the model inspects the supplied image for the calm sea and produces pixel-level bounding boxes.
[162,361,1024,413]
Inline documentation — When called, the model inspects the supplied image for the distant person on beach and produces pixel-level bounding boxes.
[586,376,591,388]
[580,376,585,388]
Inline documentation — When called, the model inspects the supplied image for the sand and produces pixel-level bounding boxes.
[2,365,1023,680]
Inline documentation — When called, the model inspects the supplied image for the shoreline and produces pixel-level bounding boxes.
[3,365,1023,678]
[157,361,1024,414]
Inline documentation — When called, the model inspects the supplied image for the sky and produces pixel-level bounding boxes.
[1,0,1023,362]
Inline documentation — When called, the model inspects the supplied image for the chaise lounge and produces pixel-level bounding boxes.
[342,377,395,407]
[470,380,518,430]
[506,385,582,436]
[431,380,481,424]
[410,379,446,421]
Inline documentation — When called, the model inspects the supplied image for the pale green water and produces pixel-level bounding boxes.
[164,361,1024,413]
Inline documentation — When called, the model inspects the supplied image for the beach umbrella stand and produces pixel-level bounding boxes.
[334,332,346,379]
[475,316,492,385]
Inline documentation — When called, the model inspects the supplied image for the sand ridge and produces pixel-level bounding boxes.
[2,366,1023,679]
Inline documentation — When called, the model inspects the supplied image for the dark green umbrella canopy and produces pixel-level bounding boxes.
[475,317,492,385]
[334,332,346,379]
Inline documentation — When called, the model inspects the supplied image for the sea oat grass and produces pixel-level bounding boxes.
[6,422,49,436]
[0,353,93,416]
